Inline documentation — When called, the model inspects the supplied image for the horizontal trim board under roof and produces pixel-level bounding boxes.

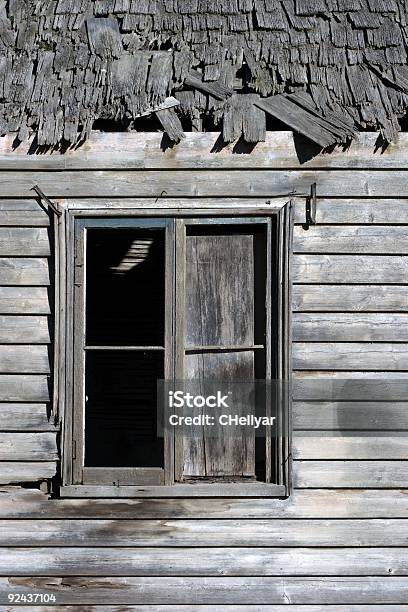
[0,132,406,170]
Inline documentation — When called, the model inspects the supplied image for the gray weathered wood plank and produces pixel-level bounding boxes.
[1,577,408,604]
[293,255,408,284]
[1,132,408,170]
[0,259,49,286]
[0,433,57,460]
[293,342,408,371]
[0,316,50,343]
[0,547,407,576]
[0,487,405,518]
[293,436,408,460]
[294,199,408,225]
[0,519,405,547]
[293,401,408,430]
[294,314,408,341]
[0,210,50,226]
[0,375,49,402]
[293,371,408,401]
[0,288,50,314]
[294,226,408,254]
[0,404,55,431]
[3,170,408,198]
[0,346,50,373]
[294,461,408,488]
[0,228,50,256]
[293,285,408,312]
[0,462,55,484]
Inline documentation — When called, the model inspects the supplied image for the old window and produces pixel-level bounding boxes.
[62,208,292,497]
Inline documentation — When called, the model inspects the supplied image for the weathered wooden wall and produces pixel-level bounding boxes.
[0,131,407,608]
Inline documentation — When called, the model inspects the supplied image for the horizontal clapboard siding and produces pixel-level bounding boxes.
[1,576,408,605]
[293,313,408,341]
[2,170,408,198]
[0,138,407,608]
[294,462,408,488]
[0,547,407,576]
[293,285,408,312]
[0,487,406,518]
[293,401,408,430]
[294,226,408,254]
[0,518,406,547]
[293,343,408,370]
[0,404,55,431]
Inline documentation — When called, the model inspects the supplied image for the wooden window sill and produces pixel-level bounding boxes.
[60,483,287,498]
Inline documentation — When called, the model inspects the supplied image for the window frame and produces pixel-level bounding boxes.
[60,202,293,498]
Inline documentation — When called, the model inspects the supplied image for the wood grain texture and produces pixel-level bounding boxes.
[0,259,49,286]
[293,314,408,341]
[293,401,408,430]
[0,518,405,547]
[0,132,407,170]
[0,547,407,576]
[0,210,49,226]
[3,170,408,198]
[293,255,408,284]
[0,487,405,518]
[294,461,408,488]
[0,462,55,484]
[293,198,408,225]
[0,346,50,374]
[293,285,408,312]
[0,288,50,314]
[293,343,408,371]
[0,376,49,402]
[293,371,408,401]
[1,576,408,604]
[293,436,408,460]
[0,404,55,431]
[0,229,50,256]
[0,316,50,343]
[294,226,408,254]
[0,433,57,461]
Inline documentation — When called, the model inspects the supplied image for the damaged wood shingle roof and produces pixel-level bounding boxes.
[1,0,408,147]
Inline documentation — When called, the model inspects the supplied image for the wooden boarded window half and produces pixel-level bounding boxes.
[64,211,292,496]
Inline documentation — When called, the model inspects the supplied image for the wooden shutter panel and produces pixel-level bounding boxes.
[179,224,267,481]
